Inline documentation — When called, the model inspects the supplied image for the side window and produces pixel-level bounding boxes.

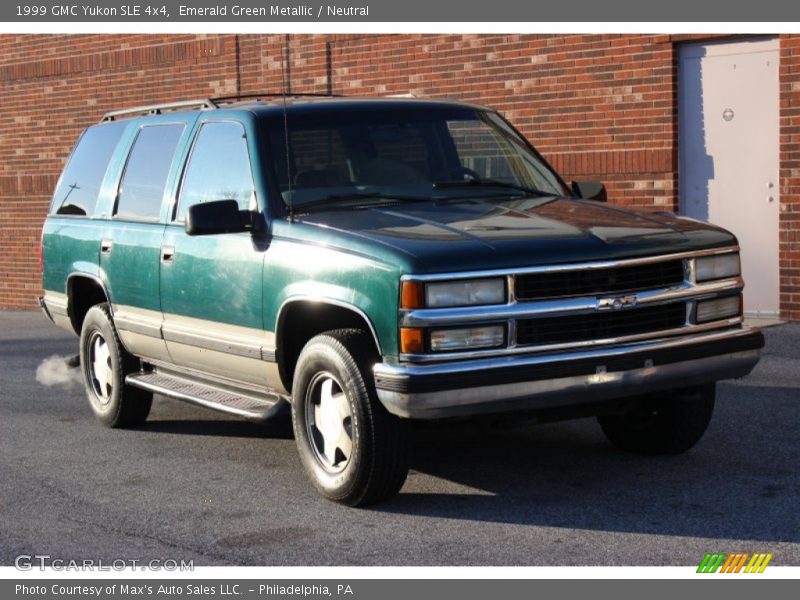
[115,124,184,221]
[177,121,255,221]
[51,121,126,216]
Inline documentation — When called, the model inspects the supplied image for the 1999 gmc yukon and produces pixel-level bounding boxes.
[40,95,764,506]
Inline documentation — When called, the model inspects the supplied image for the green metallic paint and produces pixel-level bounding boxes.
[160,229,265,330]
[101,222,165,313]
[98,114,199,316]
[43,219,107,295]
[263,225,404,359]
[43,99,742,372]
[290,197,738,275]
[159,111,270,333]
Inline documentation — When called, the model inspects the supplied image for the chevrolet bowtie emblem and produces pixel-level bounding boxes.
[596,295,638,310]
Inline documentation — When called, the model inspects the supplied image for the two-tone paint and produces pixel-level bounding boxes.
[41,98,762,411]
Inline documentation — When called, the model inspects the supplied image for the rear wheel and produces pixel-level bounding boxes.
[598,384,716,455]
[291,329,410,506]
[79,303,152,428]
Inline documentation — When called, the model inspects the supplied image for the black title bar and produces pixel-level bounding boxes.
[3,0,800,22]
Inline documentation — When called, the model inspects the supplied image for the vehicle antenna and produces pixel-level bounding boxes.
[280,35,294,223]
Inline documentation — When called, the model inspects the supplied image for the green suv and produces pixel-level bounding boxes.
[40,95,764,505]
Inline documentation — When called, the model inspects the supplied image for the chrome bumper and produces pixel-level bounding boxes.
[373,326,764,419]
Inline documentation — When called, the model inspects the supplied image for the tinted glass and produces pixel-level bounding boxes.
[290,128,349,188]
[51,121,126,216]
[484,112,565,193]
[115,124,184,221]
[177,121,255,220]
[267,107,568,209]
[448,116,564,193]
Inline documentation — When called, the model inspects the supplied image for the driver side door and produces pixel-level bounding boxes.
[159,118,273,386]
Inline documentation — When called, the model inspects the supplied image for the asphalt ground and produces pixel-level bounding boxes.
[1,310,798,566]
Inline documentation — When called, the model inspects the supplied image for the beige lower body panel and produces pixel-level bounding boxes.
[113,305,172,362]
[113,306,285,393]
[163,341,284,391]
[116,331,170,363]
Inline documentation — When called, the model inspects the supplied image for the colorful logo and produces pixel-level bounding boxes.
[697,552,773,573]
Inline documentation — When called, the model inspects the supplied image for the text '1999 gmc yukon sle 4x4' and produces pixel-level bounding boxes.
[40,95,764,506]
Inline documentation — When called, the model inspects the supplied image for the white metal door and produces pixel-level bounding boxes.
[679,38,780,317]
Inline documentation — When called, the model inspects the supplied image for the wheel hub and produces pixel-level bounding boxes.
[306,374,353,472]
[89,332,113,405]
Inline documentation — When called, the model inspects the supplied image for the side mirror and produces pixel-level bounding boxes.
[572,180,607,202]
[185,200,248,236]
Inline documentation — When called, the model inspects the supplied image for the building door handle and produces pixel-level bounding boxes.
[100,239,112,255]
[161,246,175,263]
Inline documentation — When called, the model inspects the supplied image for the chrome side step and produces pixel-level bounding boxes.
[126,371,286,422]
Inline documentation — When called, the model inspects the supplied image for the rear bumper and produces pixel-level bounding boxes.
[38,295,54,323]
[373,326,764,419]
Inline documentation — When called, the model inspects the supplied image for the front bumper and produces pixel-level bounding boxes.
[373,326,764,419]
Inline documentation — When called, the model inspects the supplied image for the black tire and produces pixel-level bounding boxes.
[291,329,410,506]
[79,303,152,428]
[598,384,716,455]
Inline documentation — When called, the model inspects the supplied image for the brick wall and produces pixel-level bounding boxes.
[780,35,800,321]
[0,34,239,309]
[0,34,798,319]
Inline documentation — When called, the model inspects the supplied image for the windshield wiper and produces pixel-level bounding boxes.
[433,178,553,197]
[292,192,430,214]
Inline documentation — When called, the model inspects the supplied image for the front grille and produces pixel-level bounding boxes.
[515,260,685,301]
[516,303,687,346]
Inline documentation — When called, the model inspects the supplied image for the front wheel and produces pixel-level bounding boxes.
[291,329,410,506]
[598,384,716,455]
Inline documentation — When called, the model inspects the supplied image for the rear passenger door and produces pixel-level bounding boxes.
[159,118,272,386]
[102,120,190,362]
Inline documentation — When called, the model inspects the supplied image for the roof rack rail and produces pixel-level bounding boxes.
[100,99,218,123]
[209,92,342,105]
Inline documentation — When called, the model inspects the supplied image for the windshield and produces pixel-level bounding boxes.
[265,106,568,210]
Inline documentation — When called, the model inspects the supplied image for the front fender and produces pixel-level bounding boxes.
[264,238,402,359]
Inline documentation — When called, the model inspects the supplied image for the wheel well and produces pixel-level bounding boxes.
[277,301,380,392]
[67,276,109,335]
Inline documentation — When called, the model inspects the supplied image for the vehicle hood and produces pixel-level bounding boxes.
[292,196,737,273]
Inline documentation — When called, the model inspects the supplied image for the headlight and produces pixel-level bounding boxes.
[424,278,506,308]
[429,325,506,352]
[695,253,740,282]
[696,295,741,323]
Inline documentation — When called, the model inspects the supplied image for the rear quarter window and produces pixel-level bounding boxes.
[50,121,127,217]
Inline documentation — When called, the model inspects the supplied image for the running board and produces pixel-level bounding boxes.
[126,371,286,422]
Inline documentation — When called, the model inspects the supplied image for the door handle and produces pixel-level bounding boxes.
[100,239,112,255]
[161,246,175,263]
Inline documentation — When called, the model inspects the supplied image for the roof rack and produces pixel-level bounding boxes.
[100,99,218,123]
[98,93,347,123]
[209,92,342,105]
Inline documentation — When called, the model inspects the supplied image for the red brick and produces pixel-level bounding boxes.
[0,33,798,317]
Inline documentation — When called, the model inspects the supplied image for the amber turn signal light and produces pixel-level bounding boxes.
[400,281,425,309]
[399,327,425,354]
